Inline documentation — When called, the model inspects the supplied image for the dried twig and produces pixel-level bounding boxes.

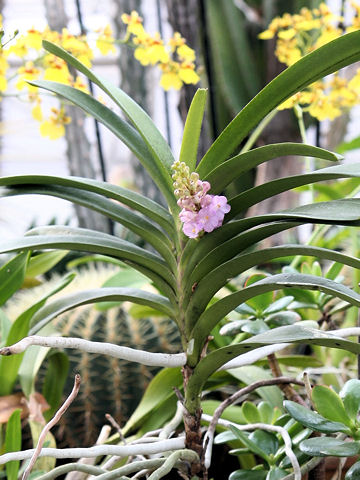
[203,416,301,480]
[0,335,187,367]
[22,374,82,480]
[202,377,305,470]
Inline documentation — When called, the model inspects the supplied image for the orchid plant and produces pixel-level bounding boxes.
[2,29,360,479]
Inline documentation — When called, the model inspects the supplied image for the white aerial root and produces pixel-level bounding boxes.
[0,335,187,367]
[0,437,185,465]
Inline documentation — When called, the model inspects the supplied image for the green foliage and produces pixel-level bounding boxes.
[2,29,360,477]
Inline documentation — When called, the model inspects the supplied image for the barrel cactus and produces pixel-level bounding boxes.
[4,264,181,446]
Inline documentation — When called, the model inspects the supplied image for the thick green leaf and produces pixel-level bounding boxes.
[42,351,70,420]
[186,322,360,413]
[26,250,68,278]
[205,143,341,194]
[197,30,360,175]
[228,162,360,218]
[312,385,352,427]
[255,355,323,368]
[345,460,360,479]
[0,309,11,345]
[337,135,360,154]
[5,409,21,480]
[30,80,178,207]
[0,174,175,237]
[179,88,207,172]
[242,402,261,424]
[39,41,177,210]
[0,252,29,307]
[29,287,175,334]
[189,273,360,356]
[187,244,360,317]
[207,0,260,115]
[122,367,182,435]
[284,400,351,434]
[229,425,272,464]
[340,379,360,420]
[182,198,360,276]
[0,227,176,293]
[3,184,176,266]
[0,273,74,395]
[300,437,360,457]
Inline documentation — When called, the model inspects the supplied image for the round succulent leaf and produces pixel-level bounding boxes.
[284,400,351,434]
[229,425,272,463]
[229,470,267,480]
[311,261,323,277]
[340,379,360,420]
[312,385,352,427]
[249,430,279,457]
[242,319,270,335]
[265,311,301,327]
[300,437,360,457]
[242,401,261,424]
[229,448,252,455]
[258,402,273,424]
[235,303,257,315]
[219,320,249,336]
[345,460,360,479]
[266,467,289,480]
[263,296,295,315]
[214,430,238,444]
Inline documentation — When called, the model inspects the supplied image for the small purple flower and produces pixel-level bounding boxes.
[172,161,230,239]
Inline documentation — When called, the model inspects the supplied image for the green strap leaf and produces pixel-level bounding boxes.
[3,184,176,268]
[186,245,360,319]
[0,252,29,307]
[186,324,360,413]
[205,143,342,194]
[179,88,207,172]
[42,351,70,421]
[182,198,360,275]
[5,409,21,480]
[30,79,175,208]
[0,273,74,395]
[188,273,360,365]
[228,162,360,218]
[0,174,175,237]
[122,367,183,435]
[197,30,360,176]
[0,227,176,291]
[29,287,175,334]
[40,41,177,210]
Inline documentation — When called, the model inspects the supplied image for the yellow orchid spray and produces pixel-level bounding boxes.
[0,10,199,140]
[259,1,360,121]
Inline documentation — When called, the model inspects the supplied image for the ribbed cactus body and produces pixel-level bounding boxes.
[54,304,180,446]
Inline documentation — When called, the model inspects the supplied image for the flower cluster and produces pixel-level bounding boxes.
[172,161,230,239]
[0,20,112,139]
[121,11,200,91]
[0,9,197,141]
[259,2,360,121]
